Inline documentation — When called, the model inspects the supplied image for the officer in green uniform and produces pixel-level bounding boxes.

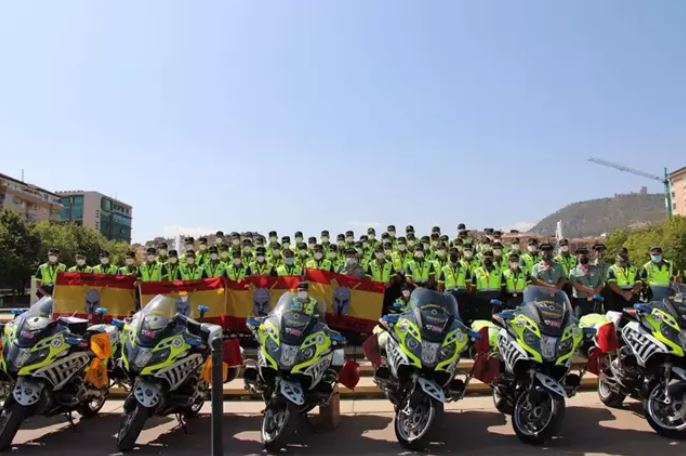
[293,231,304,247]
[501,253,530,308]
[392,237,412,272]
[492,242,506,274]
[320,230,331,249]
[472,250,503,321]
[355,241,370,271]
[554,239,577,276]
[68,250,92,273]
[328,245,343,272]
[163,250,181,281]
[138,248,164,282]
[156,242,169,265]
[432,242,450,274]
[295,242,309,269]
[92,250,119,274]
[181,237,195,261]
[531,243,566,289]
[307,237,317,256]
[382,241,394,262]
[203,246,226,278]
[276,249,303,277]
[640,246,679,298]
[293,282,324,319]
[508,237,522,258]
[461,245,479,274]
[306,245,333,272]
[35,248,66,297]
[367,227,379,250]
[591,243,610,280]
[118,251,138,276]
[267,231,279,255]
[269,243,283,268]
[225,250,251,280]
[606,247,641,311]
[366,245,396,285]
[405,245,435,288]
[568,247,605,317]
[179,250,203,280]
[437,247,473,292]
[521,238,541,274]
[280,236,292,254]
[344,230,355,249]
[387,225,397,245]
[250,247,276,276]
[336,247,365,277]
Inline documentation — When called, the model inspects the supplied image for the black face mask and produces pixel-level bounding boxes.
[449,254,459,262]
[484,259,494,270]
[543,253,554,261]
[579,256,589,265]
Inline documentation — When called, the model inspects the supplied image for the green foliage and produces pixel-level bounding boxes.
[0,209,132,289]
[605,216,686,272]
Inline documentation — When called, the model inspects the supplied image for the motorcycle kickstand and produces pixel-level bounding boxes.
[175,413,188,434]
[65,412,77,432]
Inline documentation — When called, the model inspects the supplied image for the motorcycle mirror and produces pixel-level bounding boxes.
[633,303,651,314]
[10,308,27,317]
[583,327,597,337]
[382,314,399,327]
[95,307,108,316]
[246,316,261,330]
[330,331,347,345]
[497,310,516,321]
[111,319,125,329]
[490,299,504,307]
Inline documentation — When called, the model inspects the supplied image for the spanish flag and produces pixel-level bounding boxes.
[53,272,137,320]
[225,276,301,332]
[139,278,226,326]
[305,269,385,333]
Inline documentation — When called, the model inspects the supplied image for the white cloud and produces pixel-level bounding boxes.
[509,221,535,232]
[162,225,218,238]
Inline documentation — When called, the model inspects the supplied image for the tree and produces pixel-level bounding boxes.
[0,210,41,293]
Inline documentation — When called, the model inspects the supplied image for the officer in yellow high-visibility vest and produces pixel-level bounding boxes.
[472,250,503,320]
[118,251,138,276]
[640,246,680,299]
[226,250,251,281]
[554,238,577,276]
[34,248,66,297]
[68,250,92,273]
[501,253,530,308]
[250,247,276,277]
[405,245,436,288]
[366,245,397,285]
[162,250,181,281]
[276,249,303,277]
[306,245,333,272]
[92,250,119,274]
[179,250,203,280]
[202,246,226,278]
[392,237,413,272]
[437,247,472,292]
[138,248,164,282]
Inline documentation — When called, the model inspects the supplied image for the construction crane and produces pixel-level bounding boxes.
[588,157,673,218]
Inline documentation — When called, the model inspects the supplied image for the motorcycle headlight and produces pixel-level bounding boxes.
[439,342,456,360]
[149,348,171,366]
[540,336,558,362]
[523,329,541,355]
[134,348,153,368]
[557,336,574,357]
[25,348,51,367]
[421,341,440,367]
[405,334,421,360]
[298,346,316,363]
[265,337,279,359]
[11,348,32,369]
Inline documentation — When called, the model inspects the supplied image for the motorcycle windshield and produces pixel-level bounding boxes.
[134,294,178,346]
[16,297,54,347]
[521,286,572,336]
[271,292,323,345]
[649,285,686,328]
[407,288,459,342]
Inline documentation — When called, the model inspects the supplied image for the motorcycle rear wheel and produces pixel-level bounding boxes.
[598,374,626,408]
[644,382,686,438]
[0,402,31,451]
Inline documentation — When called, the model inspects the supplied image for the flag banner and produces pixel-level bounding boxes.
[224,276,302,332]
[53,272,137,320]
[304,269,385,333]
[139,278,226,326]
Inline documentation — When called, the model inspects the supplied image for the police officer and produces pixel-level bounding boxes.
[196,237,210,266]
[295,242,309,268]
[345,231,355,249]
[367,245,396,285]
[228,232,241,255]
[307,236,317,254]
[203,246,226,278]
[179,250,203,280]
[69,250,92,273]
[568,247,605,317]
[606,247,641,311]
[355,241,369,270]
[270,243,284,268]
[591,243,610,280]
[157,242,170,265]
[251,247,276,276]
[225,250,250,280]
[405,245,435,288]
[472,250,503,320]
[501,253,529,308]
[294,231,304,246]
[555,238,577,276]
[437,247,472,292]
[163,250,181,281]
[405,225,415,238]
[138,248,163,281]
[214,231,225,247]
[390,283,413,314]
[521,238,541,273]
[306,245,333,272]
[367,227,379,250]
[242,238,254,264]
[267,231,279,253]
[336,233,346,250]
[492,242,506,273]
[387,225,397,243]
[338,248,366,278]
[461,245,479,273]
[509,237,522,257]
[293,282,323,319]
[641,246,679,299]
[281,235,292,253]
[392,237,412,272]
[277,249,303,277]
[432,242,450,273]
[420,236,434,261]
[181,237,195,260]
[35,248,66,297]
[118,251,138,276]
[320,230,331,249]
[531,243,566,289]
[92,250,118,274]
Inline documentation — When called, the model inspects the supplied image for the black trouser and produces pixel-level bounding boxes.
[605,290,639,313]
[503,294,523,309]
[36,284,54,299]
[573,298,597,318]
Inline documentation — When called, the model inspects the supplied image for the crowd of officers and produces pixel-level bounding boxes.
[34,224,680,323]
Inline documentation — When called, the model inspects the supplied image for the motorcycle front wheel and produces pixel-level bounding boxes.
[261,398,298,453]
[644,382,686,438]
[512,388,565,445]
[0,401,31,451]
[394,390,443,450]
[116,403,152,452]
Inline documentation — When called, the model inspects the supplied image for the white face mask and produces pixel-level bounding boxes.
[494,249,502,256]
[415,252,424,259]
[527,246,537,253]
[284,257,294,265]
[186,258,195,265]
[511,244,520,251]
[233,258,242,266]
[199,244,208,251]
[321,236,329,243]
[375,252,385,260]
[402,290,411,298]
[100,258,110,265]
[185,244,193,252]
[314,252,323,260]
[210,253,219,261]
[398,245,407,252]
[48,255,58,263]
[297,291,308,300]
[215,239,224,246]
[158,249,167,256]
[464,252,474,259]
[328,252,337,259]
[346,257,357,266]
[256,255,265,263]
[76,259,86,266]
[346,237,354,243]
[388,231,396,237]
[295,237,303,243]
[509,261,519,269]
[282,242,290,249]
[270,237,278,243]
[232,239,240,246]
[146,255,156,262]
[126,258,135,266]
[437,249,446,258]
[368,234,376,241]
[169,257,178,264]
[560,246,570,253]
[220,252,229,260]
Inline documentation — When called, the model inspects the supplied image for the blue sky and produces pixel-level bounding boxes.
[1,1,684,242]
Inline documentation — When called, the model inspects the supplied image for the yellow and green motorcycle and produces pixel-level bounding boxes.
[365,288,474,450]
[0,297,117,450]
[244,291,358,452]
[116,295,225,452]
[473,286,589,444]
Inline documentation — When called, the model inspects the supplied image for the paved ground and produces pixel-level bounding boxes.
[6,392,685,455]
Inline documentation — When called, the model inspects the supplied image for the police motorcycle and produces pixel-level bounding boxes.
[243,290,359,452]
[0,297,119,450]
[582,284,686,437]
[116,295,234,452]
[472,286,589,444]
[364,288,476,450]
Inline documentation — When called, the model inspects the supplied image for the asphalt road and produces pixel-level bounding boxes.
[6,392,685,455]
